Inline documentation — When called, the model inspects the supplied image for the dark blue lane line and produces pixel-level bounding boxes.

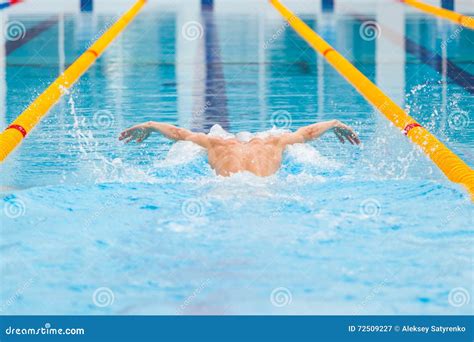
[201,0,213,11]
[6,17,58,56]
[405,38,474,94]
[352,15,474,95]
[322,0,334,13]
[441,0,454,10]
[201,7,229,132]
[80,0,93,12]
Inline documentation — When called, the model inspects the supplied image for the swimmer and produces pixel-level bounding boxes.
[119,120,360,177]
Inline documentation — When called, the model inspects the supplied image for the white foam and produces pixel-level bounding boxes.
[208,124,236,139]
[208,124,289,141]
[93,158,156,184]
[167,223,196,233]
[286,143,341,170]
[285,172,326,185]
[155,141,205,167]
[255,126,290,139]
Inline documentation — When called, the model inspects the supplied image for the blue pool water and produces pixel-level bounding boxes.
[1,3,473,315]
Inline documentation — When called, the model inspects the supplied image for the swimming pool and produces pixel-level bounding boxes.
[1,0,473,315]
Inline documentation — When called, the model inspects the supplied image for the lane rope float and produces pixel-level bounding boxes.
[269,0,474,200]
[0,0,147,162]
[399,0,474,30]
[6,124,27,137]
[403,123,422,135]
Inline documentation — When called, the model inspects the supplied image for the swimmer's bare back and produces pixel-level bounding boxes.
[119,120,360,177]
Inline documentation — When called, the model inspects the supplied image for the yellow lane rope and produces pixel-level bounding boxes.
[269,0,474,199]
[400,0,474,30]
[0,0,147,162]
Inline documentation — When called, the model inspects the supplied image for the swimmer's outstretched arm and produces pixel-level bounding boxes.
[277,120,360,146]
[119,121,212,148]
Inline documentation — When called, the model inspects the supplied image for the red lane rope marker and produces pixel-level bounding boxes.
[403,123,422,135]
[0,0,146,162]
[323,48,335,57]
[458,15,467,25]
[86,49,99,58]
[7,124,27,137]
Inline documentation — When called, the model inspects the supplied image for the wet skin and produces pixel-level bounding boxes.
[119,120,360,176]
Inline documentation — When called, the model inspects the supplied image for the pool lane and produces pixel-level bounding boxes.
[1,6,473,316]
[266,9,472,169]
[6,17,58,56]
[400,0,474,30]
[351,15,474,95]
[202,6,229,132]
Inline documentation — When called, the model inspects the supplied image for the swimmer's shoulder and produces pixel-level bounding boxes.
[261,135,284,146]
[207,136,237,147]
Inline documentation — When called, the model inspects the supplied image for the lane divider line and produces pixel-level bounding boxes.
[399,0,474,30]
[0,0,147,162]
[269,0,474,200]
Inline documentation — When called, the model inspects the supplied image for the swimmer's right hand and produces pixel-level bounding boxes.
[119,122,152,143]
[332,121,360,145]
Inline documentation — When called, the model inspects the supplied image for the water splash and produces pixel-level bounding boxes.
[207,123,289,141]
[155,141,205,167]
[286,144,341,170]
[67,94,155,184]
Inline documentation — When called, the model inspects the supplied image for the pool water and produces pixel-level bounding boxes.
[1,2,473,315]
